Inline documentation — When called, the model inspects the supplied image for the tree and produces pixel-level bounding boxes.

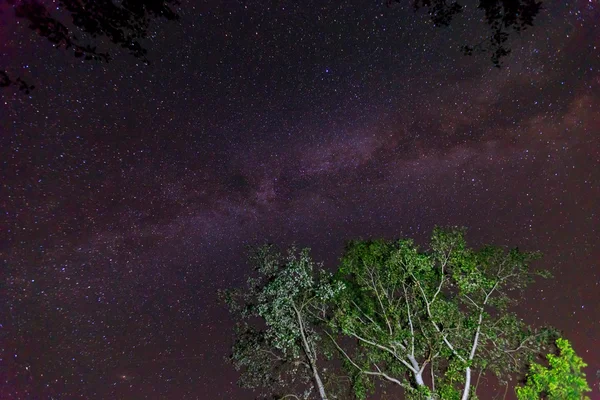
[222,245,344,400]
[328,227,556,399]
[515,338,592,400]
[1,0,180,92]
[388,0,544,67]
[224,228,584,399]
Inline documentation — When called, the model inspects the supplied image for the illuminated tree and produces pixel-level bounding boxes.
[329,227,556,399]
[222,245,344,400]
[516,338,592,400]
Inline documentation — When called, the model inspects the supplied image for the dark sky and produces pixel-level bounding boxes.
[1,0,599,399]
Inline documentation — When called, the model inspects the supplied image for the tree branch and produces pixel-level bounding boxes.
[411,272,465,363]
[402,282,416,357]
[349,331,416,373]
[325,331,411,390]
[366,264,394,336]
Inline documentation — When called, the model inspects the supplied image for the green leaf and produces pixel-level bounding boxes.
[516,338,592,400]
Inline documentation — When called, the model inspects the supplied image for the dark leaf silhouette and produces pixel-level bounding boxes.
[1,70,35,94]
[2,0,180,92]
[388,0,544,67]
[2,0,543,94]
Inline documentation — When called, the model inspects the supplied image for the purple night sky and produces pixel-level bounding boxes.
[1,0,599,398]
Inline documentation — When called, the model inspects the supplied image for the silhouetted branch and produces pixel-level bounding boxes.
[2,0,180,92]
[387,0,544,67]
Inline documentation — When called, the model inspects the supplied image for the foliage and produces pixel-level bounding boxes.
[224,228,590,400]
[388,0,544,67]
[222,245,344,400]
[1,0,180,92]
[2,0,545,93]
[516,338,592,400]
[329,227,556,399]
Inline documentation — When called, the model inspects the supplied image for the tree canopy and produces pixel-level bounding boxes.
[1,0,180,92]
[328,228,555,399]
[392,0,544,67]
[2,0,545,93]
[221,245,346,400]
[516,338,592,400]
[224,228,591,399]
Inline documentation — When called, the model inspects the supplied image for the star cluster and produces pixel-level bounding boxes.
[1,0,599,398]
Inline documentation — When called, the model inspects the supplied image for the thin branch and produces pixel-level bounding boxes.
[505,333,543,354]
[350,300,380,328]
[431,247,451,305]
[300,294,317,311]
[292,301,328,400]
[372,362,411,388]
[418,359,429,376]
[292,302,316,362]
[430,358,436,393]
[463,293,482,310]
[411,272,465,363]
[259,349,286,363]
[366,264,394,336]
[475,368,484,391]
[349,331,416,373]
[469,310,486,360]
[402,282,416,357]
[462,276,502,400]
[324,331,410,390]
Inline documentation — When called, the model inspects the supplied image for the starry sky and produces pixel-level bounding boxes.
[1,0,599,399]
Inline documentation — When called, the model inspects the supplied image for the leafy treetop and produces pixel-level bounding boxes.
[516,338,592,400]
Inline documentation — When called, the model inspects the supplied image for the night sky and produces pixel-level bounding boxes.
[1,0,599,399]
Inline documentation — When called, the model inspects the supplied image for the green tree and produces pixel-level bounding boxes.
[222,245,344,400]
[328,227,556,399]
[516,338,592,400]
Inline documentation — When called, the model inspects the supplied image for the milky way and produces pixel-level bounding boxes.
[1,0,599,398]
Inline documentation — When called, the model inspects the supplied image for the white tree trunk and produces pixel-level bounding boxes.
[414,372,425,386]
[310,362,328,400]
[462,306,485,400]
[414,372,434,400]
[408,355,432,400]
[293,304,328,400]
[461,366,472,400]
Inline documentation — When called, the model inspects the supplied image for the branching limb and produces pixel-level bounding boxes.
[402,282,416,357]
[349,331,416,373]
[411,272,465,363]
[325,331,411,390]
[366,264,394,336]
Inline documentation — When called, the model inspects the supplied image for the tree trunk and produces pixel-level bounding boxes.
[310,360,328,400]
[293,303,328,400]
[408,355,433,400]
[461,366,472,400]
[415,371,433,399]
[463,306,484,400]
[414,372,425,386]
